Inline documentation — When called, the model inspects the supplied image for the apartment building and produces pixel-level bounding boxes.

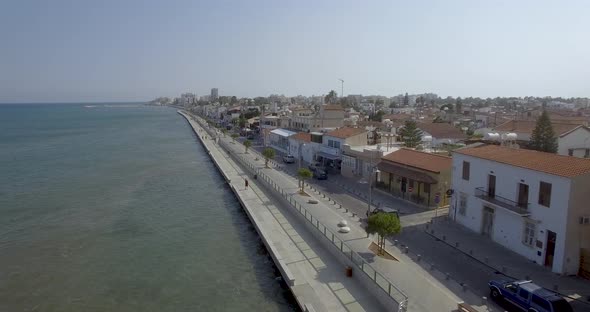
[452,144,590,274]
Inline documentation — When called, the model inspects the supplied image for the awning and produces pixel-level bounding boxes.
[270,128,297,137]
[316,152,340,160]
[377,161,438,184]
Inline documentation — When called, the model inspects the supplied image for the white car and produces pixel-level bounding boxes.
[282,155,296,163]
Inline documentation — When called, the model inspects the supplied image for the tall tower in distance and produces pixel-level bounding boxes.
[210,88,219,101]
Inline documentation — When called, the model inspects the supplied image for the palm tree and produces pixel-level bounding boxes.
[262,148,275,168]
[297,168,313,193]
[243,140,252,153]
[324,90,338,104]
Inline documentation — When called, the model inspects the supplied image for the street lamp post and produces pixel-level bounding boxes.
[298,142,306,169]
[367,167,381,217]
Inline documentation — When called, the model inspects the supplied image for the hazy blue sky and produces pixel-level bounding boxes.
[1,0,589,102]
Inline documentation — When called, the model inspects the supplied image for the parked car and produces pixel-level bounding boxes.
[282,155,295,163]
[371,206,399,217]
[308,162,323,172]
[488,279,572,312]
[313,169,328,180]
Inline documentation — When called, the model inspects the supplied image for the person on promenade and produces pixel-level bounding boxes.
[244,178,249,189]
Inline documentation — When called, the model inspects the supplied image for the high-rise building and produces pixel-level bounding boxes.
[211,88,219,100]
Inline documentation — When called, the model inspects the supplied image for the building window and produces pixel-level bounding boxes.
[459,192,467,216]
[538,181,552,208]
[462,161,470,180]
[568,149,574,156]
[523,220,536,247]
[585,149,590,158]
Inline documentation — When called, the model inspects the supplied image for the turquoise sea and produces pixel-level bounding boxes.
[0,103,295,311]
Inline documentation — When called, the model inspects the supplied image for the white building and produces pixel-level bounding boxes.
[494,120,590,158]
[268,128,296,154]
[452,144,590,274]
[317,128,368,167]
[288,132,322,165]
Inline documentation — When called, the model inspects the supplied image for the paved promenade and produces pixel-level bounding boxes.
[190,113,496,312]
[179,112,385,312]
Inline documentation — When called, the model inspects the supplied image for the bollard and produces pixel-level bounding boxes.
[502,266,507,274]
[430,264,435,271]
[462,283,468,292]
[393,240,398,246]
[484,257,489,264]
[455,242,460,248]
[525,275,530,280]
[417,254,421,262]
[442,235,446,241]
[431,229,435,235]
[445,273,450,280]
[469,250,473,256]
[404,246,409,254]
[481,296,487,306]
[425,224,429,230]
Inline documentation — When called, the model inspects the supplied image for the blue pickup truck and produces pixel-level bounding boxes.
[488,279,572,312]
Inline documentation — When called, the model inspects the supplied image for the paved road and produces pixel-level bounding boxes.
[215,129,495,312]
[248,140,590,312]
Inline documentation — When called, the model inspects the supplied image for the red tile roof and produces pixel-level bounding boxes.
[494,120,585,137]
[290,132,311,143]
[416,122,467,140]
[383,113,413,121]
[455,145,590,177]
[325,127,367,139]
[381,148,452,173]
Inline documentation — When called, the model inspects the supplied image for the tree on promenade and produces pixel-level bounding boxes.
[399,120,423,148]
[529,110,558,153]
[243,140,252,153]
[297,168,313,193]
[367,212,401,255]
[262,148,275,168]
[231,133,239,142]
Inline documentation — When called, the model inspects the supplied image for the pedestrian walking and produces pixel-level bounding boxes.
[244,178,249,189]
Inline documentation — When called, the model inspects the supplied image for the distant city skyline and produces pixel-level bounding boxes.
[1,0,589,103]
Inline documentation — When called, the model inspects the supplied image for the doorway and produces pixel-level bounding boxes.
[518,183,529,207]
[545,231,556,268]
[482,206,495,237]
[488,175,496,198]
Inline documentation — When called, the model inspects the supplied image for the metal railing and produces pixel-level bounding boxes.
[195,116,409,310]
[474,187,529,215]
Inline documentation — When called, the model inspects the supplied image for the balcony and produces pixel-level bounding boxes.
[474,187,530,216]
[320,145,341,157]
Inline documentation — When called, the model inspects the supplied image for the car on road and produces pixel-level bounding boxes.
[488,279,572,312]
[282,155,295,163]
[308,162,325,172]
[313,169,327,180]
[371,206,399,217]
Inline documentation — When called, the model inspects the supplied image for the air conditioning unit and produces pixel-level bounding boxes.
[580,216,590,225]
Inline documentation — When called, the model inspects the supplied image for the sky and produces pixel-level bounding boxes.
[1,0,589,103]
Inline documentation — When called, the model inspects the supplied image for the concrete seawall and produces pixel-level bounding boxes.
[179,113,297,286]
[178,111,387,312]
